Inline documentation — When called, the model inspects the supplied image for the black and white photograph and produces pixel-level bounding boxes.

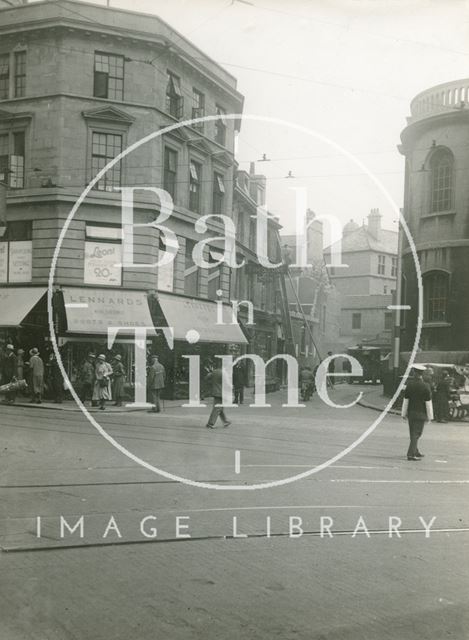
[0,0,469,638]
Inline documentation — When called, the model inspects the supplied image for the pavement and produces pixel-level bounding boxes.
[1,383,469,639]
[6,381,396,414]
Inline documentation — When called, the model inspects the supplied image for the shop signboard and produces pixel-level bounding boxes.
[0,241,7,282]
[63,287,154,335]
[157,260,174,292]
[8,240,32,282]
[84,241,122,287]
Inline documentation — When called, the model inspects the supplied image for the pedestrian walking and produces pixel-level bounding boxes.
[233,360,247,404]
[434,370,451,423]
[2,344,18,404]
[93,354,112,410]
[205,361,231,429]
[79,354,95,404]
[401,364,433,461]
[147,355,165,413]
[111,354,125,407]
[29,348,44,404]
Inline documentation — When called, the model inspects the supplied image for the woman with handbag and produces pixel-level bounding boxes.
[92,354,113,410]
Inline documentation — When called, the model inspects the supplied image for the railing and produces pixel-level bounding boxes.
[410,79,469,121]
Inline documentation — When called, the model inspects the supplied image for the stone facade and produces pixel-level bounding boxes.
[399,78,469,353]
[323,210,398,349]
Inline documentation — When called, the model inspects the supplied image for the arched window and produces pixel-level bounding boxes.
[430,149,453,212]
[424,271,449,322]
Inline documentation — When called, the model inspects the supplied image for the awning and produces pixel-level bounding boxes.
[157,292,248,344]
[0,286,47,327]
[63,287,154,335]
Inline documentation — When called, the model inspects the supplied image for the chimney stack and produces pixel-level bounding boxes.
[367,207,382,240]
[249,161,255,176]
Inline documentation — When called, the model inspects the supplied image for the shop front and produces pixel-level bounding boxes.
[152,292,248,399]
[0,286,49,357]
[57,287,156,397]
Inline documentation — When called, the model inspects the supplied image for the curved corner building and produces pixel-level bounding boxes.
[399,79,469,359]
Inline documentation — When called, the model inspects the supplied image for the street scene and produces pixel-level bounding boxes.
[1,385,469,639]
[1,0,469,637]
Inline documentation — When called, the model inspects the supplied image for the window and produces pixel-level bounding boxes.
[189,160,201,212]
[14,51,26,98]
[212,172,225,215]
[157,236,175,292]
[424,271,449,322]
[0,220,32,283]
[430,149,453,212]
[0,130,25,188]
[184,239,199,296]
[384,312,393,331]
[166,72,183,119]
[322,305,326,333]
[378,254,385,275]
[192,88,205,131]
[207,250,222,300]
[215,105,227,145]
[93,52,124,101]
[391,256,397,278]
[237,210,245,245]
[352,313,361,330]
[164,147,177,200]
[91,132,122,191]
[0,54,9,100]
[84,224,122,286]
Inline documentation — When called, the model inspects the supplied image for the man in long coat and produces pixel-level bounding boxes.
[401,364,433,460]
[147,355,165,413]
[29,348,44,404]
[111,354,125,407]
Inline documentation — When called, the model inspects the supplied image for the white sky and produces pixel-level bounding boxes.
[78,0,469,237]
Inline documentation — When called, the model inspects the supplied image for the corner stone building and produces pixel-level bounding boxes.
[0,0,246,396]
[399,79,469,356]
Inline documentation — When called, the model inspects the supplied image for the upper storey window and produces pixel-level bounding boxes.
[192,88,205,131]
[430,149,453,213]
[215,105,227,146]
[166,72,183,119]
[0,54,9,100]
[94,53,124,101]
[14,51,26,98]
[0,51,26,100]
[0,131,25,188]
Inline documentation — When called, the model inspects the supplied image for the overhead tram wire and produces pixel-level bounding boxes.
[232,0,469,61]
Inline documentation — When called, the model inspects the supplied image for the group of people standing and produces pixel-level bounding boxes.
[1,344,46,404]
[78,353,126,410]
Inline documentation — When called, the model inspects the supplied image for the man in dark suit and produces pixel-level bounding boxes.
[401,364,434,461]
[205,362,231,429]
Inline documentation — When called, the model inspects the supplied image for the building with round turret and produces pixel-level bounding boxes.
[399,79,469,358]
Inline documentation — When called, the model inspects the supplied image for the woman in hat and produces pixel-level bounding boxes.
[111,354,125,407]
[29,348,44,404]
[92,354,113,410]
